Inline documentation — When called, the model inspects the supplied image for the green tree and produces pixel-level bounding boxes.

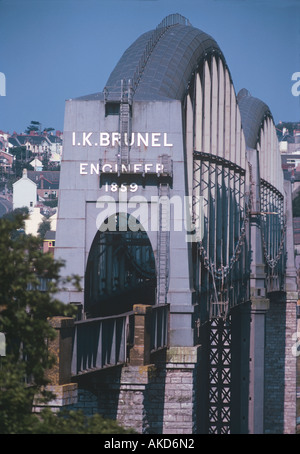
[0,211,135,434]
[43,199,58,208]
[10,146,33,178]
[0,210,76,433]
[24,409,136,434]
[25,121,42,134]
[43,127,55,134]
[37,217,51,239]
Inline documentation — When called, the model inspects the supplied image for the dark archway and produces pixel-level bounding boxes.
[85,213,157,317]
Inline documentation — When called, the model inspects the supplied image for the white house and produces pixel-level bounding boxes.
[24,207,57,236]
[13,168,37,211]
[29,158,43,171]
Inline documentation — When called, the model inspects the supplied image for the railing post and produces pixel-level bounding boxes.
[129,304,152,366]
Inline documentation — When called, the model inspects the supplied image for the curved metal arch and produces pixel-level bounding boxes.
[103,17,231,104]
[185,53,250,323]
[238,89,284,195]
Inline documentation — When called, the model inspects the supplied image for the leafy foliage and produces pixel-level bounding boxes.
[25,409,136,434]
[0,210,135,434]
[37,217,51,239]
[43,199,58,208]
[25,121,42,134]
[0,210,76,433]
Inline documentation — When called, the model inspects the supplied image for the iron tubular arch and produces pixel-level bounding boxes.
[186,54,250,325]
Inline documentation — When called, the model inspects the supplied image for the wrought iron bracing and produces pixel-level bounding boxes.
[85,214,156,317]
[150,303,169,352]
[193,151,245,176]
[71,303,170,375]
[71,311,133,375]
[259,179,286,292]
[208,318,232,434]
[193,152,249,322]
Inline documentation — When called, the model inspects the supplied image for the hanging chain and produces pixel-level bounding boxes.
[198,156,286,276]
[197,163,252,281]
[261,201,287,269]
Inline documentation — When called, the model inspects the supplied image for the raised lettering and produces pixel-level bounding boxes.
[83,132,93,146]
[80,163,88,174]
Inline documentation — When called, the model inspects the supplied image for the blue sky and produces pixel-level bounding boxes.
[0,0,299,134]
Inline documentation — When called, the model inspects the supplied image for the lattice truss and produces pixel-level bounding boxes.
[185,51,287,433]
[184,53,250,324]
[208,318,232,434]
[184,54,249,433]
[193,153,249,321]
[260,179,286,292]
[255,114,286,291]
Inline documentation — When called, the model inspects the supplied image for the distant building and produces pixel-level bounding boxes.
[13,168,37,211]
[27,170,60,200]
[0,131,10,152]
[7,131,63,165]
[24,207,57,236]
[43,230,56,255]
[0,150,13,173]
[29,158,43,171]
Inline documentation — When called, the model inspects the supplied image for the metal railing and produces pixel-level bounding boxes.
[71,303,169,375]
[71,311,133,376]
[131,14,189,93]
[150,303,169,352]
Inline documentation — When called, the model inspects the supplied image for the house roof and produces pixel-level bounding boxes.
[13,169,37,187]
[30,158,43,166]
[44,230,56,240]
[8,137,21,147]
[9,134,57,147]
[47,135,62,144]
[27,170,60,189]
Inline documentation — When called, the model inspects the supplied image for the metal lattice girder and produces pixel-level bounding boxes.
[208,318,232,434]
[85,216,157,317]
[260,178,286,272]
[193,151,249,322]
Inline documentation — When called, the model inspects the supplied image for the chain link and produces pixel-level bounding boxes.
[261,215,286,269]
[197,157,286,277]
[197,163,252,281]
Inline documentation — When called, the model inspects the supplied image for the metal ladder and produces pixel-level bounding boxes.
[118,79,132,173]
[157,183,170,304]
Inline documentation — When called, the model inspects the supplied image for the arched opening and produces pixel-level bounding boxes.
[85,213,157,317]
